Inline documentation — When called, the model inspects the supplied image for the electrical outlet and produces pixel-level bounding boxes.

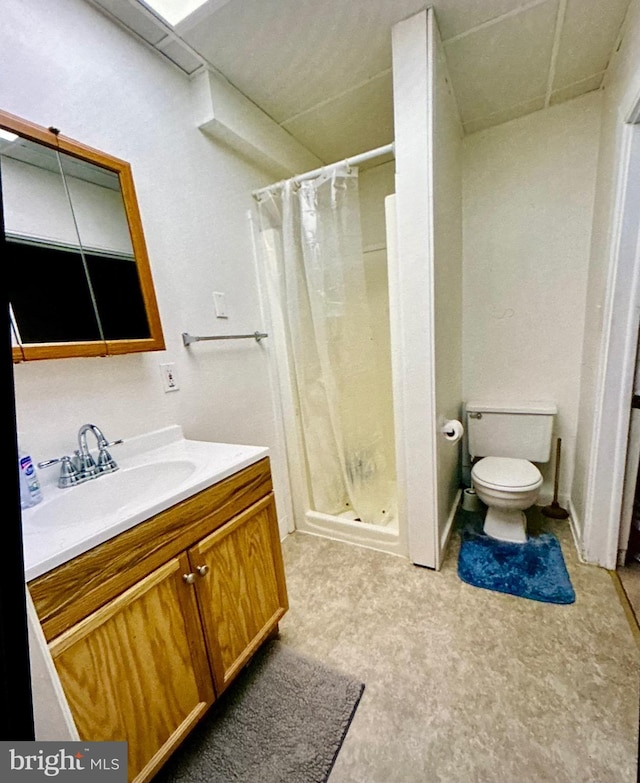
[213,291,228,318]
[160,363,179,392]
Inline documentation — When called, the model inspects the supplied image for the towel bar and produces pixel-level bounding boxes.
[182,332,268,346]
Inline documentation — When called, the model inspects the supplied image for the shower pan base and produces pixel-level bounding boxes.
[299,509,405,557]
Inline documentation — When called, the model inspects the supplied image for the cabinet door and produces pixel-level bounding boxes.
[188,493,288,694]
[49,554,214,783]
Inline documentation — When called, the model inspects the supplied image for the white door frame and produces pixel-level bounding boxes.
[582,90,640,568]
[618,400,640,564]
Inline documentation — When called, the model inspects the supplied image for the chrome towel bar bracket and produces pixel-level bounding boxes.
[182,331,268,346]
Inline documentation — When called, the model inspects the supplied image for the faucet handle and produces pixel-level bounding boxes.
[58,456,82,487]
[37,457,63,470]
[37,455,81,488]
[96,439,123,474]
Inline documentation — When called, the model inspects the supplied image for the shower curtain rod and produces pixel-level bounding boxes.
[252,141,395,198]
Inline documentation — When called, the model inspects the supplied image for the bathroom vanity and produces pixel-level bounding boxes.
[23,428,288,783]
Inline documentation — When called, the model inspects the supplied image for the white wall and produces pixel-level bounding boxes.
[359,161,395,246]
[2,0,292,535]
[359,161,396,484]
[573,0,640,553]
[462,92,602,502]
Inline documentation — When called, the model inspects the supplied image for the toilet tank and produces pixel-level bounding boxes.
[466,401,557,462]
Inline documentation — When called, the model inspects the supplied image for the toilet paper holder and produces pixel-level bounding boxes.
[441,419,464,443]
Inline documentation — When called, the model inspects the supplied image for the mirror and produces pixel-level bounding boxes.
[1,109,165,361]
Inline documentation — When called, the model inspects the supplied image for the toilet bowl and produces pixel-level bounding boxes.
[471,456,543,543]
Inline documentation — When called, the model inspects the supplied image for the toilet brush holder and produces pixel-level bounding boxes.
[462,488,481,513]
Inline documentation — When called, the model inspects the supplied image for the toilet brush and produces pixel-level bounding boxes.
[541,437,569,519]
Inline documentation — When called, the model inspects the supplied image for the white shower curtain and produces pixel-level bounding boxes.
[255,165,396,525]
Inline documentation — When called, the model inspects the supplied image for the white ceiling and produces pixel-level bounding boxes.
[92,0,632,163]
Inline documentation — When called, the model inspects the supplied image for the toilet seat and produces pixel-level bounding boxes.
[472,456,542,491]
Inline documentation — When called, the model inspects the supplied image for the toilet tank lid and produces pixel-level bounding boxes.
[466,401,557,415]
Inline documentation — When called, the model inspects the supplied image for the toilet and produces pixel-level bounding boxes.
[466,401,557,543]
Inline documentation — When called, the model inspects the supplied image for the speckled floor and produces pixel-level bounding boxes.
[278,508,639,783]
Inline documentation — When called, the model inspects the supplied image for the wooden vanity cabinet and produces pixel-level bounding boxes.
[28,458,288,783]
[49,554,214,783]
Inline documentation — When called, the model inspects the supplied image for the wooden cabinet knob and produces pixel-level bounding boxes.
[196,565,209,577]
[183,573,196,585]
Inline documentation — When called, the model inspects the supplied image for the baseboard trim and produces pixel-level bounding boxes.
[439,488,461,569]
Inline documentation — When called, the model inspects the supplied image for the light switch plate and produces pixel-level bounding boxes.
[160,363,179,392]
[213,291,228,318]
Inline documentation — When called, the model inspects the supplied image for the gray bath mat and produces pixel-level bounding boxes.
[152,640,364,783]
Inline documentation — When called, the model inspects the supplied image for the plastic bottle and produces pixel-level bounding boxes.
[18,448,43,509]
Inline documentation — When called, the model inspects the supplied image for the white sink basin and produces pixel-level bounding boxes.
[21,425,269,581]
[28,460,198,529]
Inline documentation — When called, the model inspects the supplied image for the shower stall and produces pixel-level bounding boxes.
[253,150,405,556]
[252,8,463,569]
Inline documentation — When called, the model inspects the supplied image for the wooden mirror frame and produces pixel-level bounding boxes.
[1,109,165,362]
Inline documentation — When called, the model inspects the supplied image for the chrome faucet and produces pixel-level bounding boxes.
[38,424,123,488]
[76,423,122,478]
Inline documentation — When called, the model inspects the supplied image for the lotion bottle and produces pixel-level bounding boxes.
[18,447,43,509]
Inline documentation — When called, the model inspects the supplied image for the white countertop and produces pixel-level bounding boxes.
[21,425,269,581]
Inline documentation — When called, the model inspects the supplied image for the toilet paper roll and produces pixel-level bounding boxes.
[441,419,464,443]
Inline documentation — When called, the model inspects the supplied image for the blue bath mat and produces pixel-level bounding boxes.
[457,515,575,604]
